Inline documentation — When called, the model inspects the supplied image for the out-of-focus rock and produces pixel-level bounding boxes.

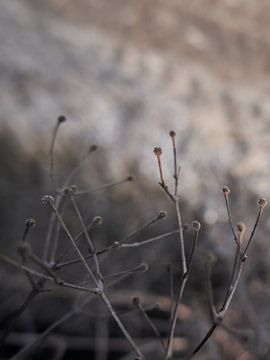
[1,0,270,208]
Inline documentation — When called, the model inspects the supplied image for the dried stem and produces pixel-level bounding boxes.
[188,199,266,359]
[132,297,166,350]
[56,230,178,270]
[169,131,178,196]
[70,195,103,285]
[49,116,66,190]
[76,176,134,196]
[47,199,98,287]
[223,186,238,245]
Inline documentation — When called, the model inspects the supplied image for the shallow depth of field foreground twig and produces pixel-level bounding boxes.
[0,120,267,360]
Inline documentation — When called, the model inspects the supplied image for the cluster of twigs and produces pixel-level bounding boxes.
[0,117,267,359]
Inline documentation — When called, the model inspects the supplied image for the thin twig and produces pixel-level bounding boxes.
[132,297,166,350]
[223,186,238,245]
[70,195,103,285]
[76,176,134,196]
[49,116,66,189]
[56,230,178,269]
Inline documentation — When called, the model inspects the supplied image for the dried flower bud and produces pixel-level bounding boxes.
[222,186,230,196]
[132,297,140,306]
[236,222,246,234]
[17,242,32,257]
[192,220,201,232]
[258,198,267,209]
[93,216,103,225]
[25,218,36,228]
[153,147,162,156]
[157,210,167,220]
[126,175,135,182]
[139,263,148,272]
[41,195,55,206]
[58,115,66,123]
[169,130,176,137]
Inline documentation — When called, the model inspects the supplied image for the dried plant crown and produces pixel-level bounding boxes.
[41,195,55,206]
[222,185,231,196]
[258,198,268,209]
[153,147,162,156]
[25,218,36,228]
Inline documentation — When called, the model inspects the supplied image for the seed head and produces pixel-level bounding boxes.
[93,216,103,225]
[169,130,176,137]
[25,218,36,229]
[157,210,167,220]
[58,115,66,123]
[132,297,140,306]
[41,195,55,206]
[222,186,230,196]
[258,198,267,209]
[192,220,201,232]
[153,147,162,156]
[139,263,148,272]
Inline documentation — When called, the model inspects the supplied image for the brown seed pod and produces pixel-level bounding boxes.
[41,195,55,206]
[169,130,176,137]
[258,198,267,209]
[153,147,162,156]
[222,186,231,196]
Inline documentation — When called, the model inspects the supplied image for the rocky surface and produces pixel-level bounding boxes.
[1,0,270,211]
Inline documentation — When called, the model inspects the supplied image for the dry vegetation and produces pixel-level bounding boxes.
[0,118,269,360]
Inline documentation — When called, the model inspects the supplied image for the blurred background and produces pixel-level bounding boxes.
[1,0,270,359]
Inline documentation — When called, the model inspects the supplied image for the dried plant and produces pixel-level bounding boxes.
[0,119,267,360]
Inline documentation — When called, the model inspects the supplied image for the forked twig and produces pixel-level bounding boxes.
[187,198,267,359]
